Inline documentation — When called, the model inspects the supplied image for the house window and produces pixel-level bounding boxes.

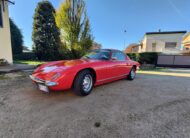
[165,42,177,49]
[152,43,156,52]
[0,3,3,27]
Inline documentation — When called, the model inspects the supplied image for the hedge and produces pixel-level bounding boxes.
[13,52,38,61]
[127,52,159,64]
[14,52,160,64]
[13,52,72,61]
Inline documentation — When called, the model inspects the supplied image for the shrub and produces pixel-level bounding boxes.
[13,52,38,61]
[139,52,159,64]
[127,53,139,62]
[0,59,9,66]
[127,52,159,64]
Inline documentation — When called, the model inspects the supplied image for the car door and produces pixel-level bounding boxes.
[111,51,129,77]
[93,50,114,82]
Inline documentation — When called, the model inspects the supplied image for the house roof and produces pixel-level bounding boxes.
[146,31,187,35]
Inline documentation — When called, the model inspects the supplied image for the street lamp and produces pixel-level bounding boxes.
[124,30,127,50]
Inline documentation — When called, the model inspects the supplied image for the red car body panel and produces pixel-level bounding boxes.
[31,50,140,91]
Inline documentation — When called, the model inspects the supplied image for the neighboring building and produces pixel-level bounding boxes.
[0,0,13,63]
[125,43,141,53]
[182,32,190,53]
[140,31,187,54]
[92,42,102,50]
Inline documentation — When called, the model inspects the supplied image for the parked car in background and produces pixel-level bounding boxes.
[30,49,140,96]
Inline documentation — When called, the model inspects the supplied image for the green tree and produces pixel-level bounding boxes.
[32,0,61,61]
[10,18,23,55]
[56,0,93,59]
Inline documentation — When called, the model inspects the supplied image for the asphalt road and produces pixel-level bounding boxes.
[0,72,190,138]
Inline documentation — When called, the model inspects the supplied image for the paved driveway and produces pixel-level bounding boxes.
[0,72,190,138]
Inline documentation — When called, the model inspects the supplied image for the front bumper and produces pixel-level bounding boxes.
[29,75,58,87]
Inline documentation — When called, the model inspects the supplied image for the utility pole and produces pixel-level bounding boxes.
[124,30,127,50]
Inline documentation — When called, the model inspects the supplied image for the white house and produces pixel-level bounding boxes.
[0,0,13,63]
[140,31,187,54]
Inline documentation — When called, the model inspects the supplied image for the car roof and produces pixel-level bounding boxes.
[101,49,122,52]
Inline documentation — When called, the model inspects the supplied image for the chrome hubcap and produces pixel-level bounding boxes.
[131,69,136,79]
[83,75,93,92]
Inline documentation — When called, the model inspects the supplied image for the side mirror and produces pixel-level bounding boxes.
[112,57,117,60]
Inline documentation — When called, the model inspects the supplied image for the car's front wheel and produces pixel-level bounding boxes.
[73,70,94,96]
[127,67,136,80]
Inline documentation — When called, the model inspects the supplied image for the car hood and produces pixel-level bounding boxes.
[44,58,95,69]
[32,59,96,80]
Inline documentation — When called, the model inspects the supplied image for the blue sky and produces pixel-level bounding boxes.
[9,0,190,50]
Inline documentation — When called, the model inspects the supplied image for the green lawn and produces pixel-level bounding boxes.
[139,67,166,71]
[138,67,190,74]
[14,60,46,66]
[0,75,9,80]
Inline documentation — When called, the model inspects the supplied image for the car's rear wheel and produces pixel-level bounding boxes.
[73,70,94,96]
[127,67,136,80]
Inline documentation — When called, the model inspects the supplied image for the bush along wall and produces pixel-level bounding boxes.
[13,52,38,61]
[127,52,159,65]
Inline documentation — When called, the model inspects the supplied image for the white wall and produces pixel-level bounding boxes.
[0,1,13,63]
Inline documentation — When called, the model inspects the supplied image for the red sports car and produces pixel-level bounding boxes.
[30,49,140,96]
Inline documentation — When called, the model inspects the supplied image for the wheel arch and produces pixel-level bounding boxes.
[133,65,137,71]
[72,68,97,87]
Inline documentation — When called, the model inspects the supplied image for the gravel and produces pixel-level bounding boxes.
[0,72,190,138]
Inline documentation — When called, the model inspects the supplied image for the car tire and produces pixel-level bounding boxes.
[73,70,94,96]
[127,67,136,80]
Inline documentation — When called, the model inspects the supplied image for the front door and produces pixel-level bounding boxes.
[110,51,130,77]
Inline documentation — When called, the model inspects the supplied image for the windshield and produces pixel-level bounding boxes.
[83,50,110,60]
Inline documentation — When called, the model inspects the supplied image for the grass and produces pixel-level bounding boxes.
[137,70,190,77]
[13,60,46,66]
[137,67,190,77]
[0,72,27,80]
[0,75,9,80]
[139,67,190,74]
[139,67,166,71]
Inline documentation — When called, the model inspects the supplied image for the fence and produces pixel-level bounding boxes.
[157,55,190,68]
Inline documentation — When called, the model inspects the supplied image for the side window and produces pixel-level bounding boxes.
[100,51,110,60]
[112,52,126,61]
[0,3,3,27]
[117,52,126,61]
